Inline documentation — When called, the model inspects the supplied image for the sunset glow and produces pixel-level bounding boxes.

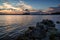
[0,0,60,14]
[0,0,60,40]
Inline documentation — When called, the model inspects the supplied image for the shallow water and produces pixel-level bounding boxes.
[0,15,60,39]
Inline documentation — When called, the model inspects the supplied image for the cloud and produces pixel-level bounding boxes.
[43,5,60,13]
[0,6,3,9]
[0,2,23,11]
[3,2,14,9]
[0,0,33,11]
[0,0,34,14]
[16,1,33,10]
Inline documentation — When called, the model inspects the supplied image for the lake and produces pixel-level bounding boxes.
[0,15,60,39]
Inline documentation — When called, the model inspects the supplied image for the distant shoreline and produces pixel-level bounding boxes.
[0,14,60,15]
[0,12,60,15]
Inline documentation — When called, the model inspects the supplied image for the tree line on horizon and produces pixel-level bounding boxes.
[0,12,60,15]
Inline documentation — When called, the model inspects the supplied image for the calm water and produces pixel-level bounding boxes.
[0,15,60,39]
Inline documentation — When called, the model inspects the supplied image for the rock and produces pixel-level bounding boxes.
[16,19,58,40]
[56,21,60,24]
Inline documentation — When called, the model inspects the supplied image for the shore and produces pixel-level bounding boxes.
[0,19,60,40]
[16,19,60,40]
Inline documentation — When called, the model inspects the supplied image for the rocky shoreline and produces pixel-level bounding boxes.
[16,19,60,40]
[0,19,60,40]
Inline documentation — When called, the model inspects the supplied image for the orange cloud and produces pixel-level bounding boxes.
[0,2,23,11]
[0,1,34,14]
[0,1,33,11]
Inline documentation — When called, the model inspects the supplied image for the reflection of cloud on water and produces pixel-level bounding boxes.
[4,15,33,26]
[0,15,60,33]
[0,15,34,32]
[0,15,60,26]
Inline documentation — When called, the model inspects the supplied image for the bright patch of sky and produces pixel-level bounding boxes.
[0,0,60,10]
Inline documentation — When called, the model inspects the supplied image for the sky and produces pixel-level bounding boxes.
[0,0,60,10]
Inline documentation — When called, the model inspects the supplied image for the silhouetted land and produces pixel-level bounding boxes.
[51,12,60,15]
[0,12,60,15]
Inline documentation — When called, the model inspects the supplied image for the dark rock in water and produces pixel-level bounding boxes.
[56,21,60,24]
[40,19,55,27]
[41,19,53,24]
[49,34,56,40]
[16,19,58,40]
[28,26,35,30]
[56,33,60,37]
